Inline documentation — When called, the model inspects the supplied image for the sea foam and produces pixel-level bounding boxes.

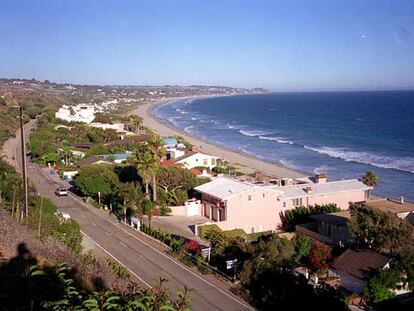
[304,146,414,174]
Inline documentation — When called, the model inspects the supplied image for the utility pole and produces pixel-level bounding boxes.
[38,197,44,238]
[18,106,29,220]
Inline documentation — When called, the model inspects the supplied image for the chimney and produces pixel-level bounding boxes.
[400,197,404,204]
[315,174,327,184]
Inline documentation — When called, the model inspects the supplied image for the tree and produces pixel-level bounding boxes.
[282,203,341,231]
[140,199,154,228]
[118,182,142,222]
[61,146,72,166]
[348,203,413,250]
[309,240,332,271]
[293,232,312,263]
[255,234,295,266]
[239,261,348,310]
[130,135,165,202]
[147,135,165,203]
[362,171,379,198]
[74,164,119,204]
[156,166,198,205]
[93,113,112,123]
[364,268,404,303]
[42,152,61,165]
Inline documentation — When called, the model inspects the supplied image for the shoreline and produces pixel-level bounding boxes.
[132,95,305,178]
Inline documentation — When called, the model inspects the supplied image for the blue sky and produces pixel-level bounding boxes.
[1,0,414,90]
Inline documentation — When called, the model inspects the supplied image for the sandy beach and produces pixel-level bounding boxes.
[132,96,304,178]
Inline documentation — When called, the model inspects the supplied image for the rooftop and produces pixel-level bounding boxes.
[280,179,371,199]
[332,249,391,280]
[194,177,256,200]
[310,210,351,226]
[365,198,414,214]
[76,155,113,167]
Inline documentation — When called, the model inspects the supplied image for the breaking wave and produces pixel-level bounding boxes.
[258,135,294,145]
[304,146,414,174]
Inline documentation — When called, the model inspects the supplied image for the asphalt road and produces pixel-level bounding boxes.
[8,119,254,311]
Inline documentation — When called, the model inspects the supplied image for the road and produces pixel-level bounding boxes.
[3,119,254,311]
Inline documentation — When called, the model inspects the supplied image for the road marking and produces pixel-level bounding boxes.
[80,230,152,289]
[36,163,254,310]
[119,241,128,248]
[80,214,86,218]
[91,222,97,226]
[104,231,111,236]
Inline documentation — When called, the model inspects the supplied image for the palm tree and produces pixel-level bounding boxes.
[61,146,72,166]
[362,171,379,199]
[362,171,379,187]
[130,135,165,203]
[147,135,165,203]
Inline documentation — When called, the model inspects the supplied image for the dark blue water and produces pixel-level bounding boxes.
[153,92,414,201]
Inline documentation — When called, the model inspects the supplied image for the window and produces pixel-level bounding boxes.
[283,201,286,208]
[248,195,252,201]
[292,198,303,207]
[262,193,265,198]
[251,227,255,234]
[211,158,216,166]
[203,159,208,166]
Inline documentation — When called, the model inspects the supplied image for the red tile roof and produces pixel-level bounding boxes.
[160,160,184,167]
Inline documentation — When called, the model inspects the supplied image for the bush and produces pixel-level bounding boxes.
[159,205,172,216]
[223,229,247,239]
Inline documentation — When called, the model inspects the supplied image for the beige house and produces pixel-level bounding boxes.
[195,175,371,233]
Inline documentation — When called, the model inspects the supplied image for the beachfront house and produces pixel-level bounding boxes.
[195,177,283,233]
[55,104,96,124]
[174,151,222,170]
[194,174,371,233]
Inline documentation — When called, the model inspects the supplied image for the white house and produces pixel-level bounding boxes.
[55,104,95,124]
[89,122,125,132]
[174,152,221,170]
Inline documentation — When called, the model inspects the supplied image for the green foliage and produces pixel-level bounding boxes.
[86,143,109,156]
[0,253,191,310]
[42,152,61,165]
[74,164,120,203]
[239,261,348,310]
[105,257,131,280]
[156,166,198,205]
[159,205,172,216]
[293,232,312,263]
[282,203,341,231]
[199,224,222,239]
[362,171,379,187]
[255,234,296,266]
[349,203,414,288]
[364,268,403,303]
[93,113,112,123]
[223,228,247,239]
[28,196,83,253]
[349,203,413,250]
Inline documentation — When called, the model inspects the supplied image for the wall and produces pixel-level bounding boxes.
[178,154,220,169]
[282,190,368,211]
[214,188,281,233]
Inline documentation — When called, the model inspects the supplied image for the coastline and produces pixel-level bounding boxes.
[132,95,305,178]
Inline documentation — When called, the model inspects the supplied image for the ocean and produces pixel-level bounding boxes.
[152,91,414,201]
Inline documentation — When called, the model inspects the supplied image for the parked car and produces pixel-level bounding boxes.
[55,187,68,197]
